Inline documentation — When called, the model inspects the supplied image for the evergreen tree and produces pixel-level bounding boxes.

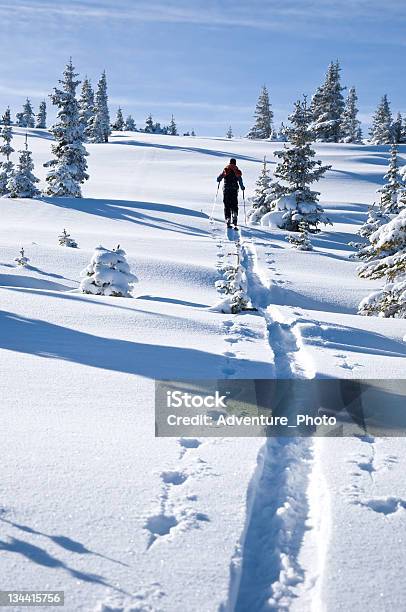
[311,61,345,142]
[226,125,233,139]
[248,85,273,139]
[44,59,89,197]
[277,122,288,142]
[15,247,29,267]
[168,115,178,135]
[0,107,15,194]
[145,114,154,133]
[35,100,47,129]
[191,129,196,136]
[88,70,110,143]
[392,112,403,143]
[340,86,362,143]
[7,135,40,198]
[80,245,138,297]
[273,97,332,231]
[58,228,78,247]
[358,209,406,317]
[16,98,35,128]
[369,95,393,144]
[112,107,125,131]
[125,115,136,131]
[78,78,94,140]
[376,144,404,214]
[247,156,283,224]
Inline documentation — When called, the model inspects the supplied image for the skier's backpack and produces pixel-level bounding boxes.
[224,168,239,191]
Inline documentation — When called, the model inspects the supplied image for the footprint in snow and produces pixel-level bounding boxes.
[161,470,188,486]
[145,514,178,548]
[360,497,406,515]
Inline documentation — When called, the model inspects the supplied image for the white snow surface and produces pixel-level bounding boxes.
[0,130,405,611]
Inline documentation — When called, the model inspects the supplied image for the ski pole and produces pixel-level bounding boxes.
[210,183,220,220]
[243,189,247,225]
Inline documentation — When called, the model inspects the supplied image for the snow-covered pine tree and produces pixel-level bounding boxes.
[35,100,47,129]
[358,208,406,317]
[112,107,125,131]
[88,70,110,143]
[168,115,178,135]
[0,107,15,195]
[310,61,345,142]
[145,114,154,133]
[392,112,403,144]
[58,228,78,247]
[358,205,391,240]
[44,59,89,198]
[125,115,136,131]
[277,122,288,142]
[273,96,332,231]
[377,143,404,214]
[16,98,35,128]
[80,245,138,297]
[7,135,40,198]
[15,246,29,266]
[247,85,273,139]
[247,156,282,224]
[287,219,313,251]
[78,78,94,140]
[191,129,196,136]
[340,86,362,143]
[226,126,233,139]
[369,95,393,144]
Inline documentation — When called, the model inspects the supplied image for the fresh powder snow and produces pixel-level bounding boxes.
[0,128,405,612]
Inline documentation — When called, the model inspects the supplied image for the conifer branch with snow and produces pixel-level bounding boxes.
[358,209,406,317]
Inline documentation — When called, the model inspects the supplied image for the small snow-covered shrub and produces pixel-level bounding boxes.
[59,229,78,248]
[15,247,29,267]
[80,245,138,297]
[211,243,250,313]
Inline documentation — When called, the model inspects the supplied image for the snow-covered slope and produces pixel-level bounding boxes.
[0,130,405,611]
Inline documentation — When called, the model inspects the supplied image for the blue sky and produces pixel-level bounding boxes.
[0,0,405,135]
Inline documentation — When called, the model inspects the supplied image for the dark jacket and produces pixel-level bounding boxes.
[217,163,245,190]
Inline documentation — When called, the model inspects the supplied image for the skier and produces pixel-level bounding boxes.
[217,158,245,229]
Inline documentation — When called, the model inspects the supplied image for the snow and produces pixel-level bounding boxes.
[1,129,406,611]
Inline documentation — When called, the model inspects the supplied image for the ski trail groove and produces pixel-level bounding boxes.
[221,232,319,612]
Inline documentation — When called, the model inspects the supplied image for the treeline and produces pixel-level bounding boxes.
[247,61,405,145]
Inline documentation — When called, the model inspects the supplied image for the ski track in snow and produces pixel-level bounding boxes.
[217,224,321,612]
